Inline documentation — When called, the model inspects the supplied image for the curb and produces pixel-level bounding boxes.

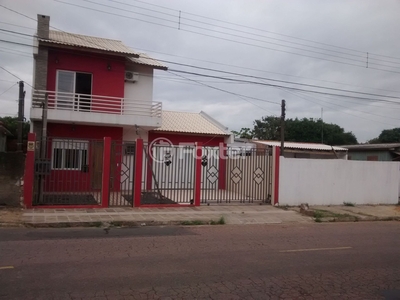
[22,220,186,228]
[314,216,400,223]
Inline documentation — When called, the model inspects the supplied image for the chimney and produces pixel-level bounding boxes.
[37,14,50,39]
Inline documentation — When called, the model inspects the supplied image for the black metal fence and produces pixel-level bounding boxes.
[33,137,103,206]
[108,141,136,206]
[141,143,196,205]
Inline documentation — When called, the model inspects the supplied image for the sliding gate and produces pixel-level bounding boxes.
[201,147,273,204]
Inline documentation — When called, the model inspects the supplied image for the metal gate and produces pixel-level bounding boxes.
[141,143,196,205]
[32,138,103,206]
[201,146,272,204]
[108,141,136,206]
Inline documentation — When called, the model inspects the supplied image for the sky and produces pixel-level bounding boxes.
[0,0,400,143]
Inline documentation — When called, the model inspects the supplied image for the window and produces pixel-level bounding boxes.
[367,155,378,161]
[52,139,88,170]
[124,144,136,155]
[56,70,92,111]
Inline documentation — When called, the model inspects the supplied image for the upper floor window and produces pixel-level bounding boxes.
[56,70,92,111]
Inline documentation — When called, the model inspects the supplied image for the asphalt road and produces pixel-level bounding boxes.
[0,222,399,300]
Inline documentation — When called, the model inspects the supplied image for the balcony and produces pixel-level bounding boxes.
[30,90,162,128]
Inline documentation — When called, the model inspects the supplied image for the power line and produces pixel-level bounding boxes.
[132,46,400,95]
[168,70,279,115]
[0,66,33,88]
[83,0,371,64]
[5,33,400,103]
[117,0,400,62]
[0,82,18,97]
[169,69,400,105]
[283,89,399,128]
[53,0,400,73]
[0,28,36,38]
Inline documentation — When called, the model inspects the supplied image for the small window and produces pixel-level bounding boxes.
[124,144,136,155]
[52,139,89,170]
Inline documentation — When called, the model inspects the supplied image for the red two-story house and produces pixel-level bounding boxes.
[29,14,234,208]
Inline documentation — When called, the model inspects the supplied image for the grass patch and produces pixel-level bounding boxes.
[343,202,355,207]
[180,220,206,226]
[313,209,359,222]
[210,216,225,225]
[277,205,290,211]
[92,222,103,227]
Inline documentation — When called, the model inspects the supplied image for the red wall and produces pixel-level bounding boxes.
[47,123,123,140]
[148,131,225,146]
[47,49,125,112]
[45,123,123,193]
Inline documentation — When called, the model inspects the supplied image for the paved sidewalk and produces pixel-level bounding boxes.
[291,204,400,222]
[314,204,400,219]
[21,205,311,227]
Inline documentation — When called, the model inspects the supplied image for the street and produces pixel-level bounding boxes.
[0,222,399,299]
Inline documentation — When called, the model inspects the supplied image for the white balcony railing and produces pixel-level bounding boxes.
[32,90,162,118]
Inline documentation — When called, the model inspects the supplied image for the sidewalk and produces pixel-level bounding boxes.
[291,204,400,222]
[20,205,311,227]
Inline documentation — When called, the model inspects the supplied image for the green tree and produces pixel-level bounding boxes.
[0,116,30,140]
[378,128,400,143]
[231,127,253,139]
[249,116,357,145]
[252,116,281,140]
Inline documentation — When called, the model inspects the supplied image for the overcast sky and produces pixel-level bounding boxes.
[1,0,399,143]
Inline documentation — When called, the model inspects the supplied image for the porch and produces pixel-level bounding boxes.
[30,90,162,128]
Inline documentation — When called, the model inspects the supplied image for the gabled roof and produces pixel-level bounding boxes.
[39,30,140,56]
[153,111,231,136]
[253,140,348,152]
[127,54,167,70]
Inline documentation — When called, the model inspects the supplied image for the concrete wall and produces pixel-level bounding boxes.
[124,65,154,102]
[279,157,400,206]
[0,153,25,207]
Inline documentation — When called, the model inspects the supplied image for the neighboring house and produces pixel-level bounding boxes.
[0,121,13,152]
[343,143,400,161]
[228,138,256,156]
[251,140,348,159]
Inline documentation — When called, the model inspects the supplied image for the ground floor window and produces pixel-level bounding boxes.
[52,139,89,170]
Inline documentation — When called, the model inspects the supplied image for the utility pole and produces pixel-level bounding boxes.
[280,99,286,156]
[38,92,49,204]
[321,107,324,144]
[17,81,25,152]
[40,92,48,159]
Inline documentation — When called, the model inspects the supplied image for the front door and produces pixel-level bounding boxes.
[91,141,104,190]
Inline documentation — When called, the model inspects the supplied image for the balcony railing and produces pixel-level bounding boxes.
[32,90,162,118]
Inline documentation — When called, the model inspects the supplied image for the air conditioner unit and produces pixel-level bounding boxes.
[125,71,139,82]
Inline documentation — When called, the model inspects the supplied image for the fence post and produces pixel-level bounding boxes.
[146,143,153,190]
[194,142,202,206]
[218,142,227,190]
[272,146,280,205]
[23,133,36,208]
[101,137,112,208]
[133,139,144,207]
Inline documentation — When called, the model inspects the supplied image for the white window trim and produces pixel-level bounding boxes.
[55,70,93,110]
[51,139,89,170]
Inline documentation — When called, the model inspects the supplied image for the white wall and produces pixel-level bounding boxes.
[279,158,400,206]
[124,65,153,102]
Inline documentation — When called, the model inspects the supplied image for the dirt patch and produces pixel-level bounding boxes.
[0,208,23,226]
